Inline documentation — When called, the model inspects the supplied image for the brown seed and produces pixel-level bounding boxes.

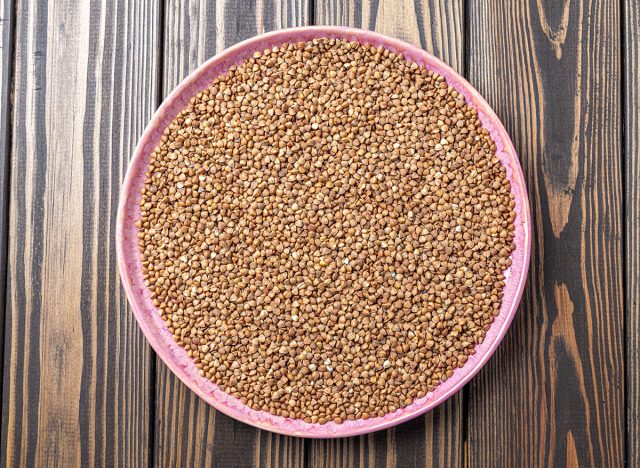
[138,38,516,425]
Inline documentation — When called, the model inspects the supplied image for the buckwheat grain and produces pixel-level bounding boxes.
[138,38,516,424]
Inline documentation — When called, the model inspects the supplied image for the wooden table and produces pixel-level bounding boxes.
[0,0,636,466]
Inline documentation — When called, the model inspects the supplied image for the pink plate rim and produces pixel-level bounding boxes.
[116,26,532,438]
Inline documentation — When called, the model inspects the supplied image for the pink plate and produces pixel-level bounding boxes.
[116,26,531,438]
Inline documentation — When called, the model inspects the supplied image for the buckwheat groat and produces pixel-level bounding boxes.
[137,38,516,424]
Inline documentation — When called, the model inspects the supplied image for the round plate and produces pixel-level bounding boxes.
[117,26,531,438]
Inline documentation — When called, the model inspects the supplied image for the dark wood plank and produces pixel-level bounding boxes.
[0,0,160,465]
[308,406,462,468]
[311,1,464,466]
[625,0,639,465]
[0,0,14,441]
[156,1,309,466]
[466,1,624,466]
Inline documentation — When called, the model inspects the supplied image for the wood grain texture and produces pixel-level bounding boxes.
[0,0,160,465]
[311,1,463,466]
[0,0,13,443]
[156,1,309,466]
[466,0,624,466]
[625,0,639,465]
[314,0,463,73]
[308,406,461,468]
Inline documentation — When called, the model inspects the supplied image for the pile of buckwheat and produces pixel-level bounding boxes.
[138,38,516,424]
